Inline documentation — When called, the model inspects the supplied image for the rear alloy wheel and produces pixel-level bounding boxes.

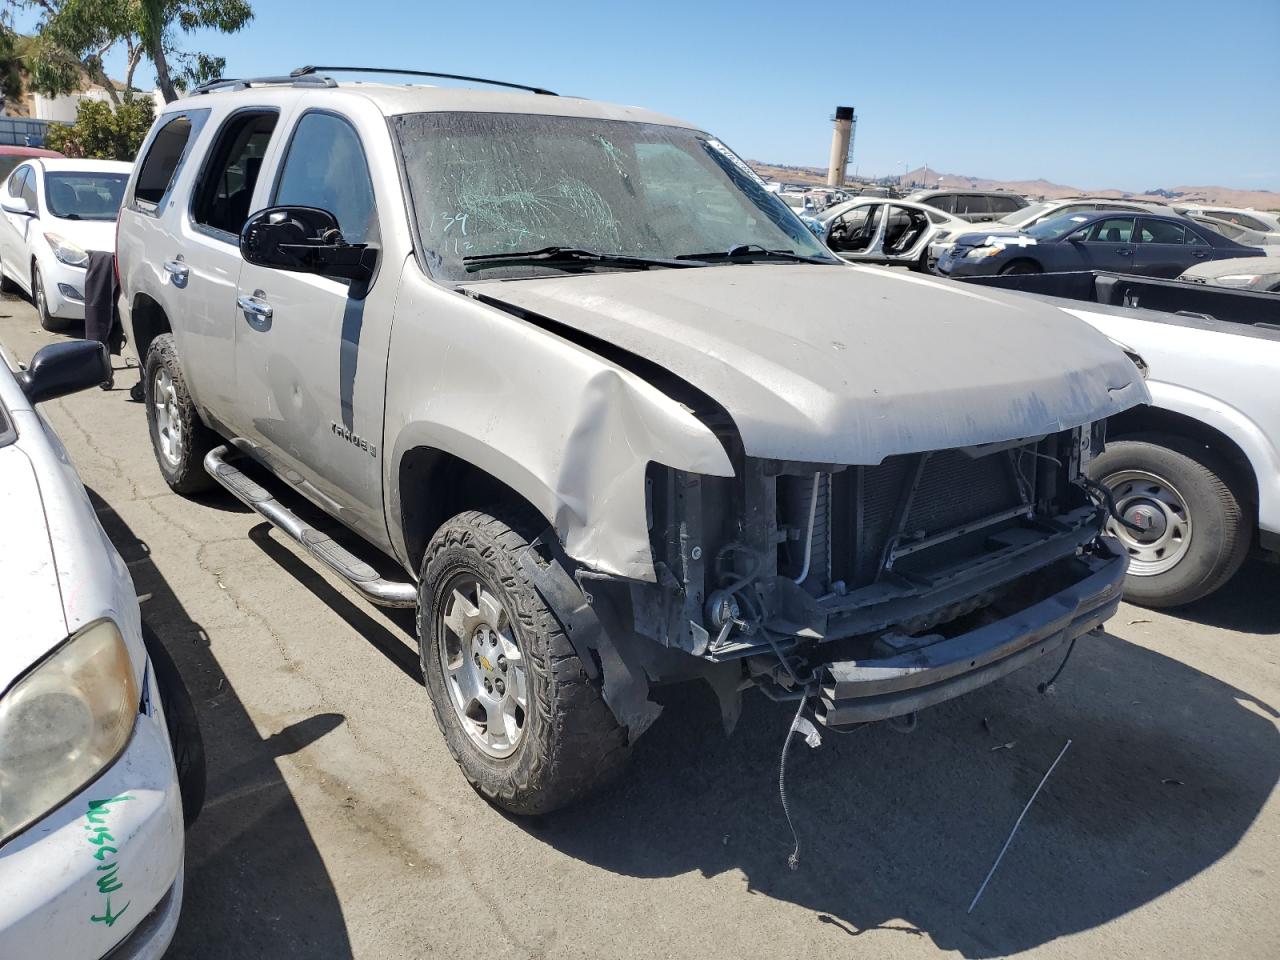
[144,333,216,494]
[33,265,71,332]
[1090,434,1252,607]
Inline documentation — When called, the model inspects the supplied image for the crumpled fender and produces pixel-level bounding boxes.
[383,271,733,581]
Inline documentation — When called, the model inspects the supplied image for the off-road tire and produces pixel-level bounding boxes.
[1090,433,1252,607]
[33,265,71,332]
[142,622,206,826]
[418,508,630,814]
[144,333,217,494]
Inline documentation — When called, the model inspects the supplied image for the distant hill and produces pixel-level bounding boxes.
[749,161,1280,211]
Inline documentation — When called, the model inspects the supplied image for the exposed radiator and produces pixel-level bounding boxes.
[778,443,1034,591]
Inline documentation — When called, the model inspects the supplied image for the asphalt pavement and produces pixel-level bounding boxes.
[2,294,1276,960]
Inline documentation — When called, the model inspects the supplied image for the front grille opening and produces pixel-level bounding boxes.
[777,432,1073,595]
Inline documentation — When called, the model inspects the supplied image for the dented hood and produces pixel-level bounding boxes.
[463,264,1149,464]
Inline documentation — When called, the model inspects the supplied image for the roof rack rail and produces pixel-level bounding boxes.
[289,65,558,97]
[190,74,338,96]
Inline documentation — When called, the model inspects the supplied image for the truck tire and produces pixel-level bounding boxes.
[418,508,630,814]
[1090,434,1252,607]
[144,333,216,494]
[141,622,206,826]
[33,265,71,332]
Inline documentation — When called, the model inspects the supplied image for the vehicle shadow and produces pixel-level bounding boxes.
[523,630,1278,957]
[1168,556,1280,635]
[247,522,423,684]
[87,489,355,959]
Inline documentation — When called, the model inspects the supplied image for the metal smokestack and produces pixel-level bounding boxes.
[827,106,855,187]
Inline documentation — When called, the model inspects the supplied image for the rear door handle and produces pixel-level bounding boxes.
[237,293,273,320]
[1117,248,1132,256]
[163,258,189,287]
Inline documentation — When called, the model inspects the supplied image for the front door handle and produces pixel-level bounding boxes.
[237,293,273,320]
[163,258,189,287]
[1117,248,1132,256]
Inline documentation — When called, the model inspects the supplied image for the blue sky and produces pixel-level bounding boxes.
[18,0,1280,191]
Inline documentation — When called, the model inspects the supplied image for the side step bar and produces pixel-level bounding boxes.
[204,445,417,608]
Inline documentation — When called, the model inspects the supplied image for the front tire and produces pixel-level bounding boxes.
[144,333,216,494]
[418,508,630,814]
[33,265,71,332]
[999,259,1041,275]
[142,623,206,826]
[1090,434,1252,607]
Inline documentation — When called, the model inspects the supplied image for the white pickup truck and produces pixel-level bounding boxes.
[960,270,1279,606]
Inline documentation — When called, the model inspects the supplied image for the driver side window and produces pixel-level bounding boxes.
[7,165,27,197]
[273,112,378,245]
[1084,217,1134,243]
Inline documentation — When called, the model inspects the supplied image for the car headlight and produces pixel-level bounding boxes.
[0,620,138,844]
[43,233,90,267]
[965,245,1004,258]
[1211,274,1260,288]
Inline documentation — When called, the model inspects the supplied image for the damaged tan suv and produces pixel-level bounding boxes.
[116,67,1149,813]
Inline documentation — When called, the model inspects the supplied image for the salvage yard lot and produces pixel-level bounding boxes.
[2,295,1276,960]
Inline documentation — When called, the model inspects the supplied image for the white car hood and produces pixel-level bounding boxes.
[0,444,68,691]
[464,263,1150,464]
[45,217,116,254]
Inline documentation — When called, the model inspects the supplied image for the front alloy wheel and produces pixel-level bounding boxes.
[437,575,529,758]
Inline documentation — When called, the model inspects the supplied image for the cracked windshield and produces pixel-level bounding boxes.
[393,112,831,278]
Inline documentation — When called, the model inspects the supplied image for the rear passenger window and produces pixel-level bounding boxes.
[956,195,992,216]
[273,112,377,244]
[989,195,1021,213]
[1137,219,1185,244]
[134,112,206,209]
[192,110,277,237]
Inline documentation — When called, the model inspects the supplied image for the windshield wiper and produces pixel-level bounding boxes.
[462,246,699,272]
[675,244,832,264]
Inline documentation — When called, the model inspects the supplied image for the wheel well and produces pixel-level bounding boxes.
[398,448,545,575]
[1001,257,1041,273]
[130,293,172,362]
[1106,406,1259,509]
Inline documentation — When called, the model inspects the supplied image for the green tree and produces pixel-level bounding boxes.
[44,94,154,159]
[7,0,252,104]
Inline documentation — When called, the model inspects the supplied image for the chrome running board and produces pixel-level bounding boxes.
[204,444,417,608]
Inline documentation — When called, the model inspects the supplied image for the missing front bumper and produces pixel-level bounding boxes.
[814,537,1127,727]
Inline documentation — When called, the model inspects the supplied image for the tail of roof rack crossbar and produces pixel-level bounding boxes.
[289,65,558,96]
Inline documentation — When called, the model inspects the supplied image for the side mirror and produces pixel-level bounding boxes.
[1,196,32,216]
[19,341,110,404]
[240,206,377,286]
[1068,230,1088,242]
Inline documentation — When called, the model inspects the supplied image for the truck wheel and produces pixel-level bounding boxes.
[33,266,71,332]
[141,622,207,826]
[418,508,630,814]
[1090,434,1252,607]
[144,334,216,494]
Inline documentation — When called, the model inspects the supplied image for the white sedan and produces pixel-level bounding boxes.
[812,197,972,270]
[0,339,201,959]
[0,159,132,332]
